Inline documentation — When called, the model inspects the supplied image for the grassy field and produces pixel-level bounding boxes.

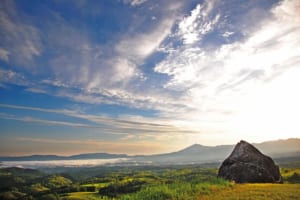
[1,165,299,200]
[61,183,300,200]
[60,167,300,200]
[62,192,101,200]
[199,184,300,200]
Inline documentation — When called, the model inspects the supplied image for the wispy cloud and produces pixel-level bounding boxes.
[0,68,28,86]
[0,104,199,140]
[0,0,180,112]
[116,18,174,63]
[0,48,9,61]
[153,0,300,142]
[0,104,76,115]
[0,0,41,65]
[123,0,148,7]
[10,137,172,155]
[1,136,173,156]
[222,31,234,38]
[156,0,300,96]
[0,0,299,151]
[178,1,220,44]
[0,113,102,129]
[0,0,140,95]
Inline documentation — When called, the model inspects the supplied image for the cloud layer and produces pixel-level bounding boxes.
[0,0,300,154]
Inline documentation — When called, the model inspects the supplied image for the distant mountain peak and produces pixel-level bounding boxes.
[0,138,299,166]
[177,143,210,154]
[189,144,204,148]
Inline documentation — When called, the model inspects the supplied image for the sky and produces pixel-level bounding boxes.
[0,0,300,156]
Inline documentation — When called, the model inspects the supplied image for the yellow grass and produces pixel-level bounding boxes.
[198,183,300,200]
[281,168,300,178]
[64,183,300,200]
[64,192,99,200]
[81,183,108,188]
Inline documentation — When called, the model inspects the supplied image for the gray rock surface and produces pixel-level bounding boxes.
[218,140,282,183]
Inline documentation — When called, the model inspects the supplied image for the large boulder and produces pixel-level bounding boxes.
[218,140,282,183]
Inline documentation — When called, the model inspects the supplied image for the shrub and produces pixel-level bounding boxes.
[39,193,60,200]
[286,172,300,183]
[99,180,146,197]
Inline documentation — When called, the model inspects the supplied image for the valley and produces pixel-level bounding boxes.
[0,161,299,200]
[1,138,299,199]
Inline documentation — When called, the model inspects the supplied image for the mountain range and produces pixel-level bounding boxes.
[1,138,299,165]
[135,138,300,165]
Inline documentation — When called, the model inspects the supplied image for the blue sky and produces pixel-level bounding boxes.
[1,0,300,156]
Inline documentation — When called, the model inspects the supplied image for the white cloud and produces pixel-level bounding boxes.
[0,0,178,115]
[42,79,70,88]
[0,103,77,115]
[2,0,299,147]
[0,2,140,94]
[178,1,220,44]
[11,137,171,155]
[123,0,147,6]
[116,18,174,63]
[0,68,28,86]
[0,48,9,61]
[154,0,300,143]
[0,113,98,128]
[24,87,48,94]
[222,31,234,38]
[0,1,41,65]
[0,0,146,96]
[0,103,198,146]
[110,58,140,83]
[156,0,300,94]
[43,18,142,92]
